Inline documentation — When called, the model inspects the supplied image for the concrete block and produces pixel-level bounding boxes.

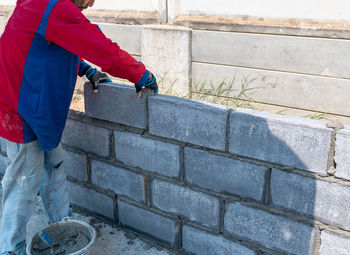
[142,25,191,96]
[151,179,220,229]
[97,23,141,55]
[335,127,350,181]
[149,95,228,151]
[63,150,87,181]
[183,225,258,255]
[91,160,144,202]
[192,62,350,116]
[0,137,7,154]
[229,108,332,173]
[114,131,180,177]
[271,168,350,231]
[0,154,10,175]
[319,230,350,255]
[84,83,147,129]
[118,200,179,247]
[185,147,268,201]
[224,202,317,255]
[193,30,350,79]
[68,181,115,219]
[62,119,111,157]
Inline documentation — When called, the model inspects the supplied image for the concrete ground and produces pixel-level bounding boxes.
[0,187,175,255]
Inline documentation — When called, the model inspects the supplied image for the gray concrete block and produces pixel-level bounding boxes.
[118,200,179,247]
[85,83,147,129]
[229,108,332,173]
[68,181,115,219]
[149,95,228,151]
[0,154,9,175]
[185,147,268,201]
[114,131,180,177]
[62,119,111,157]
[0,137,6,154]
[193,30,350,79]
[319,230,350,255]
[335,127,350,181]
[97,23,141,55]
[183,225,258,255]
[271,168,350,231]
[192,62,350,116]
[91,160,144,202]
[224,202,317,255]
[63,150,87,181]
[151,180,220,229]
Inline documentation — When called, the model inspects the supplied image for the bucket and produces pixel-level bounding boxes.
[26,219,96,255]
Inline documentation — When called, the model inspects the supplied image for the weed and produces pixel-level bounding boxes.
[191,73,258,109]
[303,113,327,120]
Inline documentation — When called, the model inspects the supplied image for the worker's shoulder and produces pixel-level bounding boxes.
[49,0,87,22]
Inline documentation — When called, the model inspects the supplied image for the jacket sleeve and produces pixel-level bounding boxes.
[45,0,146,84]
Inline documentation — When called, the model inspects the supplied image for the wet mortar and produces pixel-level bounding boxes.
[30,222,91,255]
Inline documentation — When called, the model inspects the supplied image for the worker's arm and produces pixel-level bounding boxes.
[45,0,148,85]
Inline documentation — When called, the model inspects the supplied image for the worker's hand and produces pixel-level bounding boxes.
[85,67,112,93]
[135,72,158,99]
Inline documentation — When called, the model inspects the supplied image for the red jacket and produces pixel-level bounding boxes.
[0,0,148,150]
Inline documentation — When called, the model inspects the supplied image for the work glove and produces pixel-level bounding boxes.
[85,66,112,93]
[134,72,158,99]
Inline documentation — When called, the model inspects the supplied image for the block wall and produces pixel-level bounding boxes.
[1,82,349,254]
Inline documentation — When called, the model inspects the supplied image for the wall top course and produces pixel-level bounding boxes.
[236,108,331,130]
[143,24,192,31]
[337,125,350,135]
[149,95,228,113]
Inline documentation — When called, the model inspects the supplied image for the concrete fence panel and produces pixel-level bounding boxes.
[192,30,350,79]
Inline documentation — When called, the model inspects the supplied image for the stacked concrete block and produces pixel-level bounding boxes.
[114,131,180,177]
[63,150,87,181]
[118,200,179,247]
[270,169,350,231]
[224,202,317,255]
[183,225,259,255]
[151,179,220,229]
[185,147,269,201]
[62,119,112,157]
[68,181,115,219]
[84,83,148,129]
[91,160,144,202]
[335,126,350,180]
[319,230,350,255]
[149,95,228,150]
[62,83,350,254]
[229,108,332,173]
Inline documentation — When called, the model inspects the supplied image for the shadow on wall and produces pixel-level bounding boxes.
[224,108,325,255]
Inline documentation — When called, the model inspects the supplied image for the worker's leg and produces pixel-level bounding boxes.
[40,143,71,224]
[0,140,44,255]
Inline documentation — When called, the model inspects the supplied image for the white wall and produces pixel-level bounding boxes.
[91,0,161,12]
[169,0,350,22]
[2,0,350,22]
[0,0,15,5]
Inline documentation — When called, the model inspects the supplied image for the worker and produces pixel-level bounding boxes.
[0,0,158,254]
